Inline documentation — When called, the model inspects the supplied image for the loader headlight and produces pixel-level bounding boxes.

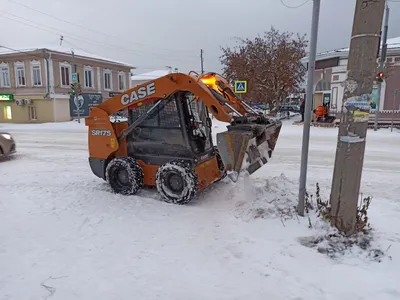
[200,75,223,94]
[1,133,12,140]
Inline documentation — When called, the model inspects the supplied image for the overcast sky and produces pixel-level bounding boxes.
[2,0,400,75]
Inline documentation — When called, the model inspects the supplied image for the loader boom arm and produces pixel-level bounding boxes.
[90,72,252,123]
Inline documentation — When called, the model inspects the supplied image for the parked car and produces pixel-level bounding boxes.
[0,132,16,158]
[278,104,301,113]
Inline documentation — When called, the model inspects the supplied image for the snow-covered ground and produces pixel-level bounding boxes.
[1,117,399,299]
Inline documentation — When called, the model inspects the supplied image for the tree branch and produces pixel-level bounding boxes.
[219,27,308,112]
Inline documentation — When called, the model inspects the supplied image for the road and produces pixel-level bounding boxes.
[0,119,399,299]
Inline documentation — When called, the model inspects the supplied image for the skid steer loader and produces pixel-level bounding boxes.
[85,71,282,204]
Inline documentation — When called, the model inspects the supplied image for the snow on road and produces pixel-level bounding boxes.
[0,118,399,300]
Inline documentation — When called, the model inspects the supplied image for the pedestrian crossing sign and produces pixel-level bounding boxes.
[72,72,78,83]
[234,80,247,94]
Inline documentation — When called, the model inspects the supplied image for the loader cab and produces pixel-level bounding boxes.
[181,93,213,155]
[126,92,214,166]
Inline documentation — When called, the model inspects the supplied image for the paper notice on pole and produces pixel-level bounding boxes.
[353,111,370,122]
[343,93,372,122]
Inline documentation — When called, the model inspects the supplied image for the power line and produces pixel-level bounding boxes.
[0,10,198,61]
[60,40,155,71]
[6,0,197,54]
[280,0,312,8]
[0,10,197,60]
[62,39,183,72]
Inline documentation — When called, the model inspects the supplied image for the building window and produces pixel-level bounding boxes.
[3,105,12,120]
[0,63,11,88]
[332,75,339,81]
[395,57,400,63]
[103,70,112,91]
[15,62,26,87]
[30,60,42,87]
[84,66,93,88]
[60,63,71,87]
[29,106,37,120]
[118,72,126,91]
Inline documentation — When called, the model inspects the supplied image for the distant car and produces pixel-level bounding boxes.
[278,104,300,113]
[0,132,16,158]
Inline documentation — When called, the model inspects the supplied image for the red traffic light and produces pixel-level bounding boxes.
[376,72,384,82]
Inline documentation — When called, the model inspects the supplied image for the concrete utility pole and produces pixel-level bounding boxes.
[200,49,204,74]
[330,0,385,235]
[374,4,390,131]
[297,0,321,217]
[71,50,80,123]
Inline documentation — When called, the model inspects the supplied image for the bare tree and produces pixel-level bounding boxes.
[220,27,308,112]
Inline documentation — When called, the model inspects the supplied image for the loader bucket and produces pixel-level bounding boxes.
[216,118,282,182]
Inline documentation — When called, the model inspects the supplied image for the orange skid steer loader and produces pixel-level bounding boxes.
[85,72,282,204]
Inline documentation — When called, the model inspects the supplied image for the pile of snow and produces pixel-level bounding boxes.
[298,225,390,263]
[195,172,300,222]
[233,174,299,221]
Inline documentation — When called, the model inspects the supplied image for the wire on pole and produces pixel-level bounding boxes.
[280,0,312,9]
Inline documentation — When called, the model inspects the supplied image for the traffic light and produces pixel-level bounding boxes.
[77,83,82,95]
[376,72,384,83]
[70,83,76,95]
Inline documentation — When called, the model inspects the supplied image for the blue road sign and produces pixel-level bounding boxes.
[234,80,247,94]
[72,72,78,83]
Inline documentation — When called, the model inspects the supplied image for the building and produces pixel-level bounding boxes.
[0,46,134,123]
[301,36,400,120]
[131,69,172,87]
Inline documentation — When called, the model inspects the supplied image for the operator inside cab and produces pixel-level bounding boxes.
[185,95,209,154]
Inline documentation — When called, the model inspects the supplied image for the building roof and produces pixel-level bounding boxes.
[0,45,135,68]
[302,36,400,63]
[131,69,171,81]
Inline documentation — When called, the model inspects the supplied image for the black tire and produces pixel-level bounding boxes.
[106,157,144,195]
[156,160,198,205]
[213,146,227,181]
